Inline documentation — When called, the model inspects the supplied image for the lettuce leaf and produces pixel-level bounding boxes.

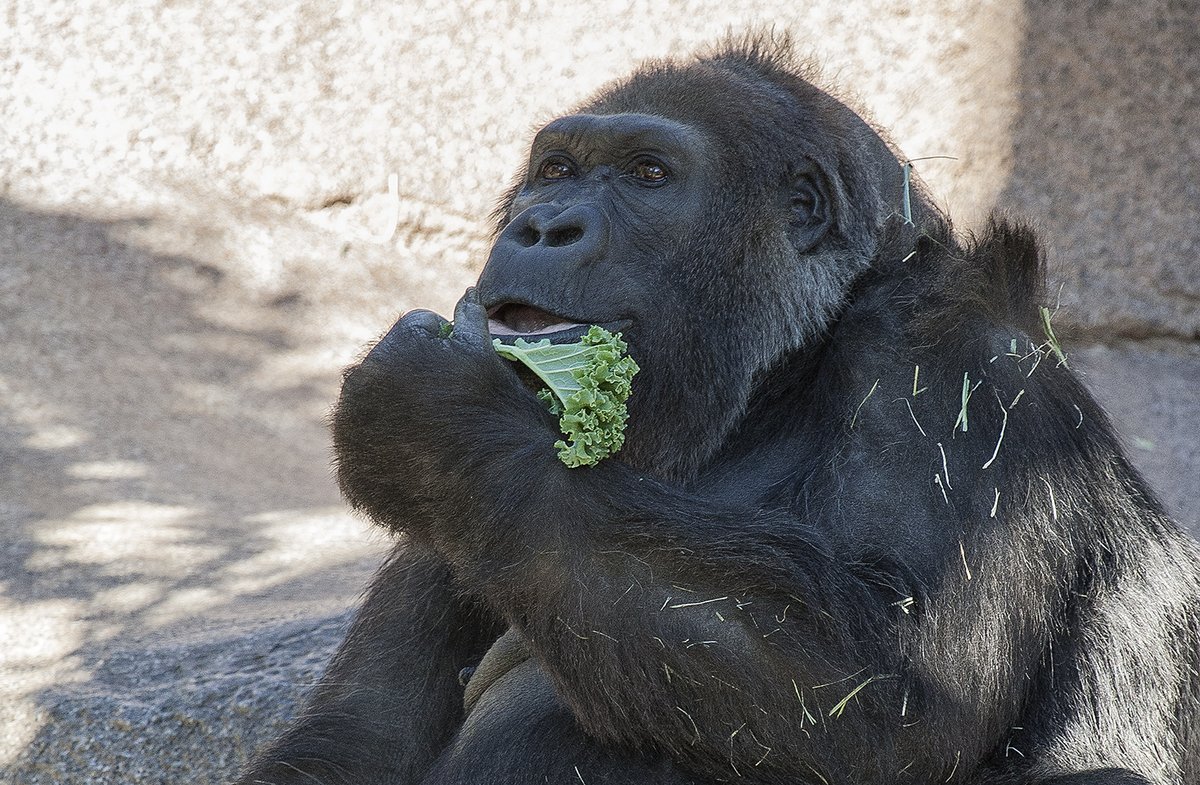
[493,326,639,468]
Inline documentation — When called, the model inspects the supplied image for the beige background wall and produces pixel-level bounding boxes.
[1,1,1196,781]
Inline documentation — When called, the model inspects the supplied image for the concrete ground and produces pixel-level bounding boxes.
[1,1,1196,782]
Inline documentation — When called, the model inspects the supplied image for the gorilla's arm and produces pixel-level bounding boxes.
[459,464,909,778]
[332,293,1084,782]
[234,542,503,785]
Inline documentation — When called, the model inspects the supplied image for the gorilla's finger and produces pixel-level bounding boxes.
[452,287,491,349]
[402,309,450,337]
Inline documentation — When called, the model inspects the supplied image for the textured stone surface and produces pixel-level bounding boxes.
[998,0,1200,340]
[5,615,347,784]
[0,1,1196,783]
[1072,341,1200,534]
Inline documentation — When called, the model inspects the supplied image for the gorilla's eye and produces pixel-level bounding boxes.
[629,157,669,185]
[537,157,576,181]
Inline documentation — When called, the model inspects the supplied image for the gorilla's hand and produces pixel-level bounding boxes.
[331,288,560,539]
[357,287,500,391]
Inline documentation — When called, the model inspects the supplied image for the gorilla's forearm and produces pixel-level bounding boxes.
[403,455,984,780]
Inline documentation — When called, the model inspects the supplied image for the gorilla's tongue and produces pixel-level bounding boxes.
[488,304,582,337]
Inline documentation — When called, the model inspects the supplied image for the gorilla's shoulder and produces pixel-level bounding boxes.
[863,215,1049,346]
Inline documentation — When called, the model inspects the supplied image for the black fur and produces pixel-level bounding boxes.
[235,37,1200,785]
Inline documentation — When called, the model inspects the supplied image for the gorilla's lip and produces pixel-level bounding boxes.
[486,303,629,345]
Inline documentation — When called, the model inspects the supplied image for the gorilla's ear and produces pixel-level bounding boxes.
[788,163,833,253]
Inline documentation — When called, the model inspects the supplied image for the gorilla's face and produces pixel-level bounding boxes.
[478,112,717,348]
[475,103,835,480]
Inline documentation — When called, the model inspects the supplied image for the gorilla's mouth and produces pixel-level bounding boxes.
[486,303,633,345]
[488,304,587,341]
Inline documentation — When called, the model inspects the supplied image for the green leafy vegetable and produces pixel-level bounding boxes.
[493,326,639,468]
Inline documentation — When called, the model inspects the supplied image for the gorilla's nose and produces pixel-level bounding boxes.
[495,203,609,268]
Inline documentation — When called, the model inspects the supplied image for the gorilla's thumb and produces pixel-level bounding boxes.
[452,287,491,349]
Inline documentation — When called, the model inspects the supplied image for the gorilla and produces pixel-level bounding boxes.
[235,38,1200,785]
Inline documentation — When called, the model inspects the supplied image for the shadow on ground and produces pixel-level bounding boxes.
[0,199,385,782]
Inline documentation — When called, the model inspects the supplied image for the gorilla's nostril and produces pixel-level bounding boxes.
[545,225,584,248]
[516,224,540,248]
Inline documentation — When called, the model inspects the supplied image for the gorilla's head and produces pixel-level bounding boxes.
[477,39,933,481]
